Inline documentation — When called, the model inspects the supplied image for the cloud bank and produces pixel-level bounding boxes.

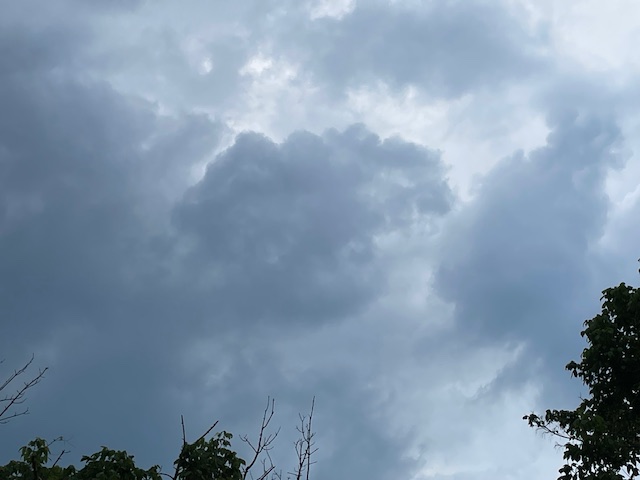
[2,1,639,480]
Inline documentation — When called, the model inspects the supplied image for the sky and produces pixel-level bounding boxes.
[1,1,640,479]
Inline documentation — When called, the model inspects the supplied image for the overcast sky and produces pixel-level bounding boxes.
[1,1,640,479]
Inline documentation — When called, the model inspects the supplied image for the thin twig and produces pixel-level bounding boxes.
[536,423,574,441]
[304,397,316,480]
[0,354,35,391]
[195,420,219,444]
[241,397,280,480]
[0,355,48,423]
[51,449,68,468]
[289,397,317,480]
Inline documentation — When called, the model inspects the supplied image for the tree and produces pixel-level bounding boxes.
[0,437,76,480]
[0,398,317,480]
[1,354,47,424]
[524,272,640,480]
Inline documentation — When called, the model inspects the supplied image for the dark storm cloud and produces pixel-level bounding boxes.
[0,21,453,475]
[0,34,222,466]
[173,124,453,327]
[3,1,608,478]
[0,73,221,345]
[0,26,85,76]
[170,336,416,480]
[279,1,548,98]
[434,109,624,392]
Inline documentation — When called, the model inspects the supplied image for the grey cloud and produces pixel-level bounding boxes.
[5,0,550,115]
[0,71,221,344]
[2,2,597,478]
[161,331,418,480]
[173,123,453,327]
[0,57,222,468]
[69,0,146,12]
[2,1,547,118]
[0,1,253,114]
[434,109,624,398]
[0,13,184,464]
[0,26,453,476]
[87,28,250,112]
[0,18,91,76]
[277,1,549,98]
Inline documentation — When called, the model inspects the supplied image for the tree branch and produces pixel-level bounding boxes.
[241,397,280,480]
[195,419,219,444]
[289,397,317,480]
[523,414,575,442]
[0,354,48,424]
[51,448,68,469]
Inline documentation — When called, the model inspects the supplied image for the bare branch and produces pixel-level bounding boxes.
[241,397,280,480]
[0,354,48,424]
[0,354,34,391]
[254,463,276,480]
[289,397,317,480]
[51,449,68,469]
[195,419,219,444]
[304,398,316,480]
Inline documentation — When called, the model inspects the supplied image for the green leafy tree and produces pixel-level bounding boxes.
[525,272,640,479]
[0,437,75,480]
[74,447,160,480]
[1,398,317,480]
[174,432,244,480]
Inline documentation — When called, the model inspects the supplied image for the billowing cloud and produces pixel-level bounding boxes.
[275,0,549,98]
[0,25,454,473]
[434,109,626,403]
[0,73,221,343]
[174,124,452,327]
[0,21,223,463]
[2,1,640,480]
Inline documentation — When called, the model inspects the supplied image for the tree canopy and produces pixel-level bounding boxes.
[525,277,640,480]
[1,398,316,480]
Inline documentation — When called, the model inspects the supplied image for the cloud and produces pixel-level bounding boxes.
[0,46,222,467]
[276,0,549,98]
[0,31,454,474]
[3,2,640,480]
[0,72,221,342]
[0,15,89,76]
[433,109,625,403]
[173,123,453,327]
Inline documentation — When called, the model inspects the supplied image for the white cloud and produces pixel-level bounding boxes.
[308,0,356,20]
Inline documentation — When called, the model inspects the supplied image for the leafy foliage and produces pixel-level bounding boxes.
[1,399,317,480]
[174,432,244,480]
[1,431,254,480]
[0,432,245,480]
[0,437,75,480]
[75,447,160,480]
[525,279,640,480]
